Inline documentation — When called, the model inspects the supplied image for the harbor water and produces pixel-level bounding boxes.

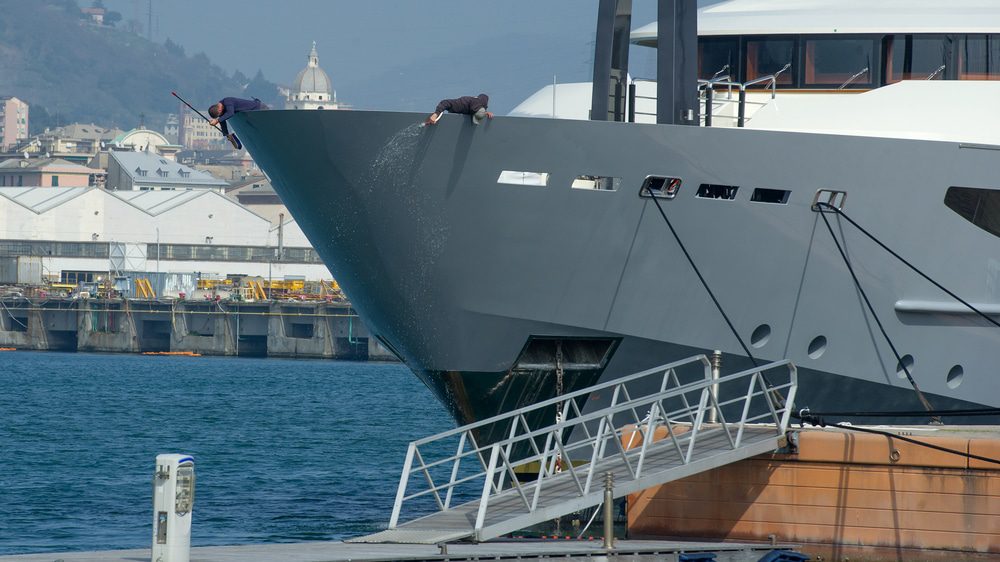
[0,352,453,555]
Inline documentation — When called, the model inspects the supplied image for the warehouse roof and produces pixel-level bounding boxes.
[0,157,96,174]
[0,186,91,213]
[109,151,227,187]
[0,186,267,223]
[116,188,269,218]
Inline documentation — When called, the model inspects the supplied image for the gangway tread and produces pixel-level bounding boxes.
[350,355,797,545]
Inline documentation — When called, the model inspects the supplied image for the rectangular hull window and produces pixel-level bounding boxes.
[944,186,1000,237]
[497,171,549,186]
[572,175,620,191]
[640,176,682,199]
[696,184,739,200]
[750,188,790,204]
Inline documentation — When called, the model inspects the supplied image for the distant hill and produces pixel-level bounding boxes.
[339,31,596,115]
[0,0,283,134]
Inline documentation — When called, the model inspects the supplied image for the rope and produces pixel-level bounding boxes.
[797,407,1000,418]
[815,208,939,422]
[794,411,1000,466]
[815,202,1000,329]
[647,194,759,368]
[646,194,795,411]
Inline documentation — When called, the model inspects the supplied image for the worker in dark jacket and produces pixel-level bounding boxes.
[425,94,494,126]
[207,97,267,148]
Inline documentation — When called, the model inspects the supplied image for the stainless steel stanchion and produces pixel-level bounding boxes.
[603,471,615,550]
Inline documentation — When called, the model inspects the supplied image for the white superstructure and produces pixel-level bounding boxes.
[511,0,1000,140]
[631,0,1000,41]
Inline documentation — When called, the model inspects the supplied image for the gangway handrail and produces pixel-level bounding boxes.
[410,355,712,445]
[387,355,797,536]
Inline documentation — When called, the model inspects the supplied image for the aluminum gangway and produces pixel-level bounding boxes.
[352,355,797,545]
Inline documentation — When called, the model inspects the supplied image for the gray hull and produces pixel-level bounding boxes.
[234,110,999,428]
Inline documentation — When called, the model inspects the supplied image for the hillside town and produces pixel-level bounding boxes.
[0,42,343,301]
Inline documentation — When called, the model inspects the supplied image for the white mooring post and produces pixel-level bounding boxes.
[152,454,195,562]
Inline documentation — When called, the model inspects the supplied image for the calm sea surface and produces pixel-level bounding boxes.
[0,352,453,555]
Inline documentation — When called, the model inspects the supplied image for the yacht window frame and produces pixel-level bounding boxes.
[882,34,953,84]
[957,34,1000,80]
[742,35,800,88]
[801,34,878,88]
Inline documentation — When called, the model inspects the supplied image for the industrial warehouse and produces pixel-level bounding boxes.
[0,182,398,361]
[0,40,395,363]
[0,185,329,288]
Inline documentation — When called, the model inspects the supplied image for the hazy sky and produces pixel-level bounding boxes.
[100,0,660,112]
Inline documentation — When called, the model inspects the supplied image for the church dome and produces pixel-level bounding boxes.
[292,42,332,95]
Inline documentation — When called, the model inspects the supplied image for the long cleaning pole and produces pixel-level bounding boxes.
[171,91,223,133]
[172,91,239,149]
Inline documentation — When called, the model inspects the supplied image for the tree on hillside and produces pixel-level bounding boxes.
[26,103,63,135]
[2,0,282,130]
[246,70,284,108]
[105,11,121,27]
[165,37,185,57]
[192,52,211,67]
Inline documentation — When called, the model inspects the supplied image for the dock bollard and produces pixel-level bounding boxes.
[709,350,722,424]
[152,454,195,562]
[603,472,614,550]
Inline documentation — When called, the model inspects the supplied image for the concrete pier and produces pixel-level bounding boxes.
[627,425,1000,561]
[0,539,797,562]
[0,297,397,361]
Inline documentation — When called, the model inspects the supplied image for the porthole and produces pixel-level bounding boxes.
[895,354,915,379]
[807,335,827,359]
[750,324,771,348]
[946,365,964,389]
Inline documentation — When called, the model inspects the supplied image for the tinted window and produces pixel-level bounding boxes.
[883,35,951,83]
[699,37,739,80]
[750,188,790,204]
[744,37,796,85]
[804,37,874,87]
[958,35,1000,80]
[944,186,1000,237]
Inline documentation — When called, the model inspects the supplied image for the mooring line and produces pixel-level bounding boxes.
[814,207,938,421]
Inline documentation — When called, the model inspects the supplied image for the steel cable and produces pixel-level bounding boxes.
[815,202,1000,329]
[647,193,759,368]
[794,411,1000,466]
[815,208,939,421]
